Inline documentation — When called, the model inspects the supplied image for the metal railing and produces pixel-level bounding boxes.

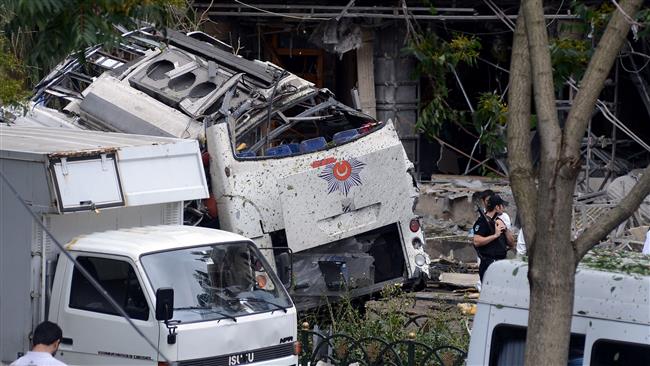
[298,317,467,366]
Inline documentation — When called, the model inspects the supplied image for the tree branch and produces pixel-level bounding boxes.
[522,0,562,167]
[562,0,643,162]
[507,8,537,249]
[574,164,650,261]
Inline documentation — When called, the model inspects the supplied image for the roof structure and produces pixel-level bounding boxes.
[66,225,251,261]
[0,125,184,157]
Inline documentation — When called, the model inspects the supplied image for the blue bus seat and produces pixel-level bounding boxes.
[332,129,359,144]
[265,145,292,157]
[300,137,327,153]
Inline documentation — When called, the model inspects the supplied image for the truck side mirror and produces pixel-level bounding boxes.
[257,247,294,290]
[155,287,174,321]
[275,252,293,290]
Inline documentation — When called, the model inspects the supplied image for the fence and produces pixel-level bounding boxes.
[298,315,467,366]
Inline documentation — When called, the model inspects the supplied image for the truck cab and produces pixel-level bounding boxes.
[0,126,298,365]
[466,255,650,366]
[49,225,298,365]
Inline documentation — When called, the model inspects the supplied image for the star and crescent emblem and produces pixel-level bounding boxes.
[317,158,366,196]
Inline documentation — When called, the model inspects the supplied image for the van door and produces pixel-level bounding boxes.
[56,255,159,365]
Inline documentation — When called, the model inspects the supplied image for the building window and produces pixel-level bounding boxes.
[69,256,149,321]
[590,339,650,366]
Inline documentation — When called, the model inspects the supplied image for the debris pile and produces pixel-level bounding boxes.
[574,169,650,251]
[417,171,649,257]
[417,175,514,231]
[429,256,477,281]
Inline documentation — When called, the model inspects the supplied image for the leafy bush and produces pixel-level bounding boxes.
[406,33,480,139]
[299,285,470,365]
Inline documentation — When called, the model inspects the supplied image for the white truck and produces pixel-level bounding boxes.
[466,257,650,366]
[13,28,431,308]
[0,126,298,365]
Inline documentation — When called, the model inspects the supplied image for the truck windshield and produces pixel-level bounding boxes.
[140,241,292,323]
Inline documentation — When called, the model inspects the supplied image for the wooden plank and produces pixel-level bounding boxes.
[438,272,479,288]
[356,29,376,118]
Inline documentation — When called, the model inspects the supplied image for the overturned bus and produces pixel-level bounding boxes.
[12,27,430,308]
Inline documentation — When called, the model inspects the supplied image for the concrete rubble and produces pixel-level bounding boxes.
[414,171,649,290]
[415,175,512,270]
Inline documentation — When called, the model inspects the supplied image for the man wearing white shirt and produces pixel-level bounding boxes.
[516,229,527,256]
[494,199,515,249]
[11,321,66,366]
[643,229,650,255]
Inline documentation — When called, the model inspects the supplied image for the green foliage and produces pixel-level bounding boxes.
[449,35,481,66]
[300,285,470,364]
[0,5,28,106]
[571,1,616,36]
[474,92,508,157]
[550,38,592,88]
[0,37,29,106]
[476,92,507,126]
[637,9,650,38]
[581,249,650,277]
[553,2,650,87]
[3,0,181,82]
[416,96,467,139]
[406,33,480,139]
[408,33,480,80]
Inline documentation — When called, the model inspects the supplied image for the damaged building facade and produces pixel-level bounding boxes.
[2,1,649,300]
[194,1,650,251]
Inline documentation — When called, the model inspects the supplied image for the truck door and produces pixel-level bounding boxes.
[56,255,159,365]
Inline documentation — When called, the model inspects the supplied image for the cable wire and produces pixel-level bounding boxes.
[567,79,650,153]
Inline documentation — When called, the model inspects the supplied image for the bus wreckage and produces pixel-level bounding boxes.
[12,27,430,308]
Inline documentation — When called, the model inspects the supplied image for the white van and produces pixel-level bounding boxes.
[466,256,650,366]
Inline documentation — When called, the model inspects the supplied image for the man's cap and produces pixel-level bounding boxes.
[487,194,508,208]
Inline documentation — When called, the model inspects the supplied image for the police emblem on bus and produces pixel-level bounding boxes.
[317,158,365,196]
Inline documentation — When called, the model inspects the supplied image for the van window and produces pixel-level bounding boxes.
[489,325,585,366]
[69,256,149,321]
[590,339,650,366]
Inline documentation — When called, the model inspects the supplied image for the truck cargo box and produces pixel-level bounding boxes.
[0,126,208,363]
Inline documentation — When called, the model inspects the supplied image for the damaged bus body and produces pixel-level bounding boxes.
[206,98,428,307]
[12,28,430,308]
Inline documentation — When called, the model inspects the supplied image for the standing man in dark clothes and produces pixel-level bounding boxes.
[475,189,495,212]
[472,195,515,281]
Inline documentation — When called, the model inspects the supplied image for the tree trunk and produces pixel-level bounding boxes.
[527,256,576,366]
[520,1,577,361]
[506,0,648,364]
[506,8,537,247]
[526,178,577,366]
